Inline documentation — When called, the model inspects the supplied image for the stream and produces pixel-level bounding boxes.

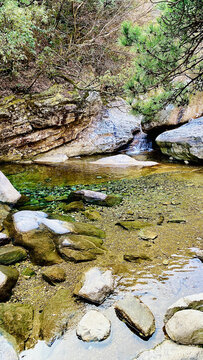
[0,152,203,360]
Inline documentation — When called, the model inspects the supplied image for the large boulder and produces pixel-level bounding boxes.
[0,171,21,204]
[135,339,203,360]
[156,117,203,162]
[0,265,19,301]
[74,267,114,305]
[76,310,111,342]
[34,98,140,161]
[115,294,155,338]
[141,92,203,136]
[0,330,19,360]
[165,309,203,345]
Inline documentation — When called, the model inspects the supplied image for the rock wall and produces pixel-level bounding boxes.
[0,87,139,163]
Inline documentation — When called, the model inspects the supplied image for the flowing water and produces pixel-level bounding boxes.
[1,154,203,360]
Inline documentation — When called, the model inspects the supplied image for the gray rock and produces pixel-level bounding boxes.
[164,293,203,323]
[165,309,203,345]
[0,265,19,301]
[74,267,114,304]
[90,154,158,167]
[0,171,21,204]
[135,339,203,360]
[115,294,155,338]
[76,310,111,342]
[156,117,203,162]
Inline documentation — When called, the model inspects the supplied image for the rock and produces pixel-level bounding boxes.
[0,85,102,162]
[138,229,158,241]
[163,259,169,266]
[141,91,203,136]
[0,204,10,231]
[0,303,34,351]
[71,222,106,239]
[76,310,111,342]
[116,220,152,230]
[165,309,203,345]
[58,201,85,212]
[68,190,122,207]
[34,153,68,164]
[0,329,18,360]
[115,294,155,338]
[164,293,203,323]
[40,288,83,343]
[0,246,27,265]
[84,209,102,221]
[74,267,114,305]
[195,250,203,262]
[90,154,158,167]
[42,266,66,284]
[134,339,203,360]
[35,98,140,161]
[156,117,203,162]
[167,218,186,223]
[0,265,19,301]
[124,253,151,263]
[0,232,10,246]
[0,171,21,204]
[21,267,36,278]
[59,234,104,263]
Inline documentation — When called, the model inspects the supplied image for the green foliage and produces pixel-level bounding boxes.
[121,0,203,119]
[0,0,47,70]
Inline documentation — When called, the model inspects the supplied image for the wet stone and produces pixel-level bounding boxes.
[76,310,111,342]
[164,293,203,323]
[74,267,114,305]
[124,253,151,263]
[115,294,155,338]
[138,229,158,241]
[0,265,19,301]
[42,265,66,285]
[0,246,27,265]
[116,220,152,231]
[84,209,102,221]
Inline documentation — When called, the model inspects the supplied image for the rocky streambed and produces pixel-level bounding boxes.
[0,157,202,360]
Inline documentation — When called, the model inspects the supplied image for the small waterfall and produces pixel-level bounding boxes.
[123,128,153,155]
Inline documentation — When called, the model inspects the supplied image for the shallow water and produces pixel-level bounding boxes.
[1,154,203,360]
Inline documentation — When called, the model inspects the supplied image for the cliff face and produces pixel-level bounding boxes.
[0,86,140,163]
[0,86,102,162]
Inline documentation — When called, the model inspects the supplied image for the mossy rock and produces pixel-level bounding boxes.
[0,246,27,265]
[138,229,158,241]
[59,234,105,263]
[105,195,123,207]
[57,201,85,212]
[84,209,102,221]
[42,265,66,285]
[21,267,36,278]
[49,213,75,223]
[73,222,106,239]
[0,265,19,301]
[116,220,152,230]
[0,303,34,351]
[124,253,152,263]
[40,288,83,343]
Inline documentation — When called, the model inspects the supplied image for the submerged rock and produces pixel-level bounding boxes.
[84,209,102,221]
[115,294,155,338]
[165,309,203,345]
[0,265,19,301]
[74,267,114,305]
[0,246,27,265]
[90,154,158,167]
[138,229,158,241]
[135,339,203,360]
[58,201,85,212]
[116,220,152,230]
[0,171,21,204]
[40,288,82,343]
[76,310,111,342]
[0,303,34,351]
[124,253,151,263]
[42,266,66,285]
[164,293,203,323]
[156,117,203,162]
[68,190,122,207]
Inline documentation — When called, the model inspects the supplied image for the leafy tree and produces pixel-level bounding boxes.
[120,0,203,120]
